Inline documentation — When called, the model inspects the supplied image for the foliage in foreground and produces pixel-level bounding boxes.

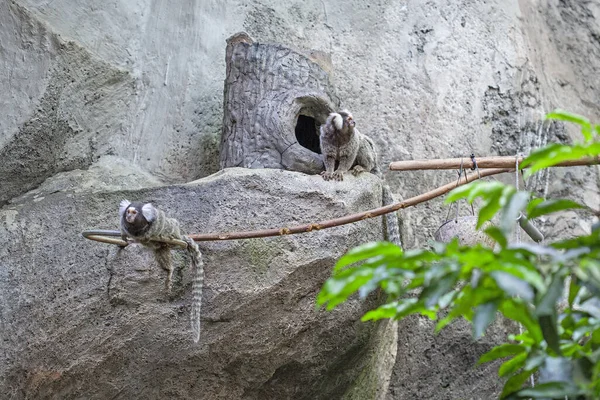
[317,110,600,399]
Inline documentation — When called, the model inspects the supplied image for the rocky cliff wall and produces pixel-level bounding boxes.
[2,1,599,399]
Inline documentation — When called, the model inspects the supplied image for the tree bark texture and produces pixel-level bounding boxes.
[220,32,339,174]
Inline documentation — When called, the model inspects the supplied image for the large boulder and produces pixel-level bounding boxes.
[0,167,396,399]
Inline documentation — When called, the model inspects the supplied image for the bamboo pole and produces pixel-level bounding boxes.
[389,156,599,171]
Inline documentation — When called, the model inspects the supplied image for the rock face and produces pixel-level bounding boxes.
[0,6,135,205]
[388,317,516,399]
[2,0,600,399]
[0,169,395,399]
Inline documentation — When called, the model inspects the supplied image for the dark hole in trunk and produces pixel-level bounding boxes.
[295,115,321,154]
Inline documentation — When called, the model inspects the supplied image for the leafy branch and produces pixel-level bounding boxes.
[317,110,600,399]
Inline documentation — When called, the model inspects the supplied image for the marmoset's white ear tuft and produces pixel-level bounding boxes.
[119,200,131,217]
[141,203,158,222]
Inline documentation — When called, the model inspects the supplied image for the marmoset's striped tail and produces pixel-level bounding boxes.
[382,185,401,247]
[184,236,204,343]
[371,167,402,248]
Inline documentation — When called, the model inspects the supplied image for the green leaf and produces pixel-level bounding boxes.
[479,344,526,364]
[467,181,506,203]
[499,352,527,377]
[568,275,580,308]
[438,290,456,309]
[420,273,459,308]
[493,262,544,293]
[500,369,535,399]
[485,226,507,248]
[445,181,506,205]
[496,246,538,266]
[560,342,581,358]
[471,268,482,288]
[456,246,495,269]
[400,248,441,268]
[592,327,600,345]
[358,264,402,299]
[500,301,543,343]
[539,315,562,356]
[473,301,499,339]
[470,286,502,307]
[501,191,529,234]
[444,182,477,203]
[513,381,580,398]
[525,197,544,214]
[557,247,591,263]
[316,268,374,309]
[436,288,474,333]
[520,143,564,169]
[527,199,586,219]
[579,298,600,319]
[545,109,592,141]
[510,242,561,260]
[334,241,402,272]
[491,272,534,301]
[363,298,421,322]
[588,346,600,363]
[545,109,591,125]
[536,274,564,355]
[522,143,600,178]
[423,261,455,285]
[381,278,404,296]
[508,332,536,346]
[536,274,565,318]
[573,357,593,385]
[553,231,600,250]
[478,197,502,229]
[523,351,546,371]
[419,308,438,320]
[572,325,591,342]
[361,299,406,321]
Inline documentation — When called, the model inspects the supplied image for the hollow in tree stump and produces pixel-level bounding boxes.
[219,32,339,174]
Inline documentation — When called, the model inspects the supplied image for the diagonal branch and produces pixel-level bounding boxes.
[187,168,513,242]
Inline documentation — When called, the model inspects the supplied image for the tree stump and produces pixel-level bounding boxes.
[219,32,339,174]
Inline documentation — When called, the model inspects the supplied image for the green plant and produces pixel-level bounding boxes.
[317,110,600,399]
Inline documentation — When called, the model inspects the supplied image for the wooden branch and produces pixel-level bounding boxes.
[81,230,188,248]
[389,156,600,171]
[188,168,513,242]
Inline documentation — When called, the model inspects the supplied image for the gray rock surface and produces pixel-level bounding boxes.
[0,5,135,205]
[1,168,395,399]
[387,317,517,399]
[2,0,600,399]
